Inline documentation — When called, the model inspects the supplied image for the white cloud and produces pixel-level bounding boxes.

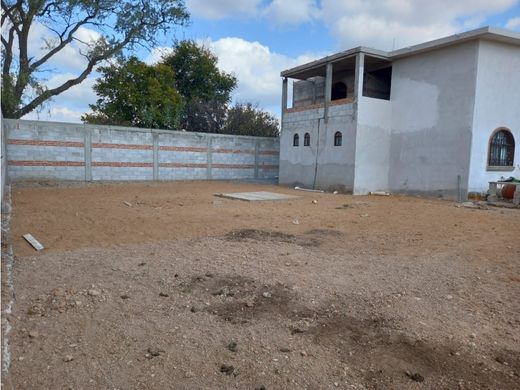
[203,37,322,116]
[506,16,520,30]
[23,106,85,123]
[187,0,518,50]
[186,0,261,19]
[318,0,518,50]
[262,0,318,26]
[144,47,174,65]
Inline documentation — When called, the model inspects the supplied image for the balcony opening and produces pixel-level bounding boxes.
[331,82,347,100]
[363,66,392,100]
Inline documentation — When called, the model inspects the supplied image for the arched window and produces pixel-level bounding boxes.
[331,82,347,100]
[304,133,310,146]
[334,131,342,146]
[488,129,515,167]
[293,133,299,147]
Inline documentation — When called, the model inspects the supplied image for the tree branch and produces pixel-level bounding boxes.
[29,12,97,72]
[1,25,15,76]
[1,0,23,33]
[14,35,133,118]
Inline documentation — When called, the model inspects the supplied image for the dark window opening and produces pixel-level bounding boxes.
[331,82,347,101]
[293,133,299,147]
[334,131,342,146]
[488,129,515,167]
[363,66,392,100]
[304,133,310,146]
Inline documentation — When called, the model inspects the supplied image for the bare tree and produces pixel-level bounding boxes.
[1,0,189,118]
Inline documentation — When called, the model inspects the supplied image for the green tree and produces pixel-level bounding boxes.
[82,57,183,129]
[162,40,237,132]
[1,0,189,118]
[223,102,279,137]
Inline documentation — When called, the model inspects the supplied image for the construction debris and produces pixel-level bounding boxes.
[294,186,324,193]
[369,191,391,196]
[22,234,44,251]
[215,191,297,202]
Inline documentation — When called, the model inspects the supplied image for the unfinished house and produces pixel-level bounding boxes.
[279,27,520,199]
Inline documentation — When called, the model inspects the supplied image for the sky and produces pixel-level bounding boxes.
[23,0,520,124]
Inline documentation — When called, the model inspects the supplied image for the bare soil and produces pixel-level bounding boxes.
[2,180,520,389]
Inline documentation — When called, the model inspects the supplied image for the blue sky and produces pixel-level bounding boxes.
[24,0,520,124]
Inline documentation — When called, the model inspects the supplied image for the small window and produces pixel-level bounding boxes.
[488,129,515,167]
[331,82,347,100]
[334,131,342,146]
[293,133,299,147]
[304,133,310,146]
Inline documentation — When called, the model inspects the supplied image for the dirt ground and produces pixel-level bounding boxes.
[2,180,520,389]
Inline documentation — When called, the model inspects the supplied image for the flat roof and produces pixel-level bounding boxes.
[390,26,520,59]
[281,26,520,79]
[280,47,390,79]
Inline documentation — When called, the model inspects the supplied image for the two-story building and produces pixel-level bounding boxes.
[279,26,520,199]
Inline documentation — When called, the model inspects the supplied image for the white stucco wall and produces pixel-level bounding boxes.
[468,40,520,192]
[388,41,479,198]
[353,97,392,194]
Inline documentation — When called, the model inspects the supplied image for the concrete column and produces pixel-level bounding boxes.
[354,52,365,99]
[254,140,259,179]
[281,77,288,127]
[84,128,92,181]
[207,137,213,179]
[488,181,498,202]
[513,185,520,206]
[153,132,159,180]
[324,62,333,123]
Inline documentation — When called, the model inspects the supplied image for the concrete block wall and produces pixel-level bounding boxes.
[5,120,86,180]
[4,119,279,182]
[279,101,357,192]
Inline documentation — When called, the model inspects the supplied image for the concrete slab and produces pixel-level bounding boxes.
[215,191,298,202]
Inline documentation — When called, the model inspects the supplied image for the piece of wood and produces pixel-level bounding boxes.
[123,201,132,207]
[294,186,324,193]
[22,234,44,251]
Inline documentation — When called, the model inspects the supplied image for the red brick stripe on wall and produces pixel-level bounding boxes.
[160,145,278,156]
[159,163,277,169]
[160,163,208,168]
[159,146,208,152]
[7,139,84,147]
[8,139,278,156]
[212,148,255,154]
[212,164,255,169]
[8,160,277,169]
[92,143,153,150]
[92,162,153,167]
[8,160,85,167]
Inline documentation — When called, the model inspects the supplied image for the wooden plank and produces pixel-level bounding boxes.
[22,234,44,251]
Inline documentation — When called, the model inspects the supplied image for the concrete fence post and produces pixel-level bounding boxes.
[207,137,213,179]
[84,127,92,181]
[153,132,159,180]
[254,140,259,179]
